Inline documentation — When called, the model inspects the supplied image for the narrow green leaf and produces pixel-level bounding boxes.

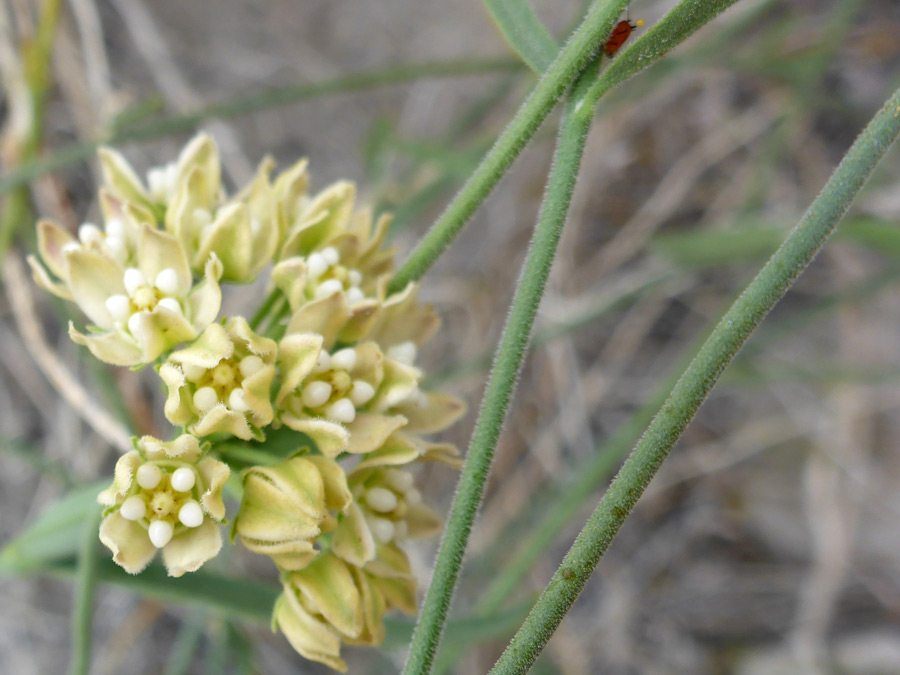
[0,482,105,574]
[484,0,558,73]
[404,66,600,675]
[490,80,900,675]
[69,504,102,675]
[0,59,520,196]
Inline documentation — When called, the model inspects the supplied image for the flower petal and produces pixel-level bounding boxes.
[274,591,346,672]
[284,291,349,350]
[28,254,73,300]
[271,257,309,311]
[370,358,421,412]
[97,451,142,506]
[279,417,349,458]
[169,321,233,370]
[332,501,376,567]
[344,567,386,646]
[138,224,192,297]
[197,202,253,282]
[276,332,323,407]
[405,502,442,538]
[174,133,220,204]
[186,254,224,332]
[65,248,124,328]
[69,323,142,367]
[98,147,151,207]
[197,456,230,521]
[351,433,420,472]
[161,518,222,577]
[99,511,156,575]
[288,554,362,639]
[345,414,407,455]
[159,363,194,427]
[304,455,351,511]
[392,392,466,434]
[192,403,257,440]
[36,219,75,279]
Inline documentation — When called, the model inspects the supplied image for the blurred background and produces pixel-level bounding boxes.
[2,0,900,672]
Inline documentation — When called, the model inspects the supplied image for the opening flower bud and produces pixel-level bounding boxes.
[120,496,146,521]
[148,520,174,548]
[368,516,395,543]
[314,279,343,300]
[326,398,356,424]
[312,351,331,373]
[385,469,415,493]
[306,252,328,279]
[349,380,375,406]
[321,246,339,266]
[78,223,103,244]
[170,467,196,492]
[157,297,182,315]
[366,487,398,513]
[331,348,357,372]
[136,463,162,490]
[228,389,251,412]
[178,500,204,528]
[154,268,179,295]
[239,355,264,378]
[123,267,146,296]
[193,386,219,412]
[301,381,332,408]
[105,294,131,321]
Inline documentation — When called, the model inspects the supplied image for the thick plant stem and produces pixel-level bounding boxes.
[403,74,597,675]
[489,84,900,675]
[388,0,630,294]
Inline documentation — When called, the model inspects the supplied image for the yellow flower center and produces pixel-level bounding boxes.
[149,489,177,519]
[211,362,237,389]
[133,286,159,310]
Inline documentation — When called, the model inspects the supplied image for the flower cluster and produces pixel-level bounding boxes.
[30,134,464,671]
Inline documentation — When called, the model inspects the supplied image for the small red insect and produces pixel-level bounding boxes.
[604,18,645,57]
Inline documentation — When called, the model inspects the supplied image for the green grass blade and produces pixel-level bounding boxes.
[0,482,105,574]
[489,82,900,675]
[68,504,102,675]
[484,0,558,73]
[403,69,598,674]
[0,59,520,196]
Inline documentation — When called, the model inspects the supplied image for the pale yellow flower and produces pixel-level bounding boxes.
[97,434,229,577]
[159,317,277,440]
[30,211,223,366]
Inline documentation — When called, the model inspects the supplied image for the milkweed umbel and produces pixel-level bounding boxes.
[604,18,645,57]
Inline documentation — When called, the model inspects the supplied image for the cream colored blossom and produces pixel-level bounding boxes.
[272,548,416,671]
[232,455,350,570]
[30,213,223,366]
[97,434,229,577]
[275,334,415,459]
[159,317,277,440]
